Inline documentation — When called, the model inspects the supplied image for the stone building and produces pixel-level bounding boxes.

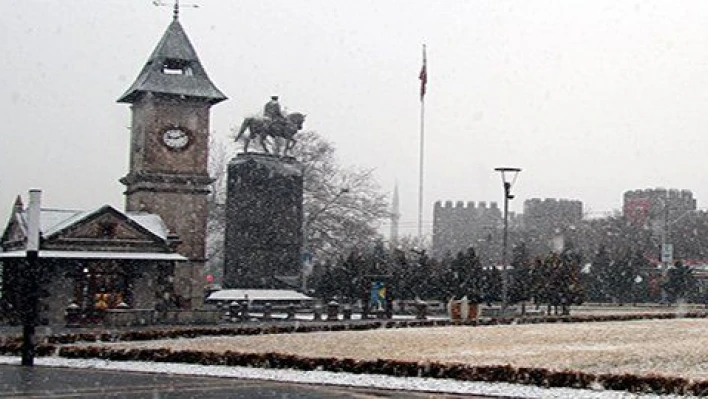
[0,12,225,324]
[118,12,226,307]
[623,188,696,226]
[432,200,504,262]
[522,198,583,254]
[0,196,185,324]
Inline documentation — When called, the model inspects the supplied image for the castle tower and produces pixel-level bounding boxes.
[118,12,227,307]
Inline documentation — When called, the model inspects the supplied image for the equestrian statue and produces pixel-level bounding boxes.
[235,96,306,157]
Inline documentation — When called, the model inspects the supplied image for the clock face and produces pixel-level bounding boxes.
[162,128,190,150]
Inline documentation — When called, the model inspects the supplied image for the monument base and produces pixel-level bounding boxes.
[223,152,304,289]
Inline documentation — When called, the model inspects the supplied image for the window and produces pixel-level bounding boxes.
[162,59,191,75]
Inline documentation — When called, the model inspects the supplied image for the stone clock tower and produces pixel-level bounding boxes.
[118,13,226,308]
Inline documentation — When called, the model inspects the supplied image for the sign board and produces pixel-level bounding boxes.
[661,244,673,264]
[369,281,386,311]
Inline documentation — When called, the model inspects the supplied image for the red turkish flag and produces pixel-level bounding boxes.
[419,45,427,101]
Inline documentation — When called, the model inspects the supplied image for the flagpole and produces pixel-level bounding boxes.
[418,99,425,239]
[417,44,427,239]
[418,96,425,239]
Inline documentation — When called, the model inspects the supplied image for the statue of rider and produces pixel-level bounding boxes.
[264,96,286,134]
[262,96,289,155]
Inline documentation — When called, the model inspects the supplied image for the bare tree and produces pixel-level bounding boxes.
[204,136,235,283]
[292,131,390,260]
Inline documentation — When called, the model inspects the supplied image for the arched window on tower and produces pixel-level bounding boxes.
[162,59,192,75]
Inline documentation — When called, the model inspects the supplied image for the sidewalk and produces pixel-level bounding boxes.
[0,363,484,399]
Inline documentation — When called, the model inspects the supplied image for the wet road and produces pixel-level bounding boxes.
[0,365,506,398]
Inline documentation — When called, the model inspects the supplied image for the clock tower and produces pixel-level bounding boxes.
[118,13,227,308]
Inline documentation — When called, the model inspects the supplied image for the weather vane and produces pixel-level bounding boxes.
[152,0,199,20]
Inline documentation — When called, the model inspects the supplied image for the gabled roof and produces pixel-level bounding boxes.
[41,205,172,243]
[1,203,175,251]
[117,19,227,104]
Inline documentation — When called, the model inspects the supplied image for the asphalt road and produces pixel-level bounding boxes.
[0,365,508,399]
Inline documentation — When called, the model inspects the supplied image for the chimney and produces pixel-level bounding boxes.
[26,189,41,253]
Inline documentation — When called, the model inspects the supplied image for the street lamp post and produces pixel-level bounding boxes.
[301,188,350,292]
[494,167,521,313]
[657,195,692,303]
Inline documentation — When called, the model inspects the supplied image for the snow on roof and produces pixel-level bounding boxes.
[207,289,314,302]
[230,154,303,177]
[0,250,186,261]
[41,208,93,237]
[126,213,169,240]
[13,205,169,241]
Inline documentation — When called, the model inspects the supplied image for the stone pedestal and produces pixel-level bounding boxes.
[223,153,303,288]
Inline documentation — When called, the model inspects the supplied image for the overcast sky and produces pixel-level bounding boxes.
[4,1,708,238]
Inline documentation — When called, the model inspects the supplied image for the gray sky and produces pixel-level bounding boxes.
[3,1,708,238]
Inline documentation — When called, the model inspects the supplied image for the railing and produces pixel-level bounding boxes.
[101,309,222,327]
[62,301,708,328]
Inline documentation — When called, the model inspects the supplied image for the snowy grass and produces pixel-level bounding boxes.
[99,318,708,381]
[4,317,707,397]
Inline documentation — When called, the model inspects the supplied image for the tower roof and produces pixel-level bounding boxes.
[117,19,227,104]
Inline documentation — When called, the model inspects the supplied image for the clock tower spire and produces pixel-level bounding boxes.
[118,14,226,308]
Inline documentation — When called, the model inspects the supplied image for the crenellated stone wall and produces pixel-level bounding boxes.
[432,200,505,261]
[623,188,696,226]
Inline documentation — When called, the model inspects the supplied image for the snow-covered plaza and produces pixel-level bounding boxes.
[98,318,708,381]
[2,317,694,397]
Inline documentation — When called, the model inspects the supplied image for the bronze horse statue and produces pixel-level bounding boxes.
[235,112,306,156]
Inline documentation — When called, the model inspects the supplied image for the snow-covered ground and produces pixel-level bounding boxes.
[102,318,708,380]
[3,317,706,398]
[0,355,686,398]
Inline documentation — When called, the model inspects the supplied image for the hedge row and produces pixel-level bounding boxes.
[57,346,708,396]
[0,340,56,356]
[42,320,442,345]
[2,311,706,347]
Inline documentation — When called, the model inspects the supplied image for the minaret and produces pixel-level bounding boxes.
[118,11,226,308]
[390,183,400,245]
[12,195,23,215]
